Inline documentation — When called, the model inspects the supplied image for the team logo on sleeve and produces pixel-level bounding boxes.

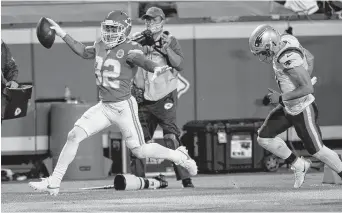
[284,60,292,67]
[116,49,125,59]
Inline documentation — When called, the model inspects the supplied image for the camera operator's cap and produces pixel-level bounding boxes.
[141,7,165,20]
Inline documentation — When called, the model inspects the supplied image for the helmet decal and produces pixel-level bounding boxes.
[255,33,264,48]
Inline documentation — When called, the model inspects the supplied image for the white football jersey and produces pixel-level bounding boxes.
[272,34,314,115]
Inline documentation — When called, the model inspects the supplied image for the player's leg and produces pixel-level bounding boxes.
[119,96,197,176]
[149,90,193,186]
[28,103,111,195]
[293,103,342,178]
[129,105,158,178]
[258,105,311,188]
[258,105,297,163]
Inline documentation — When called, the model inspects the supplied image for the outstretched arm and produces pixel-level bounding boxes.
[47,18,95,59]
[62,35,95,59]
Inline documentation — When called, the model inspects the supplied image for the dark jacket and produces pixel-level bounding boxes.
[1,40,18,92]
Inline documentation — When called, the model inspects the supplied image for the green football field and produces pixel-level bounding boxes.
[2,170,342,212]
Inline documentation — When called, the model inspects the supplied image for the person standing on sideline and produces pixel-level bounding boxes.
[131,7,194,188]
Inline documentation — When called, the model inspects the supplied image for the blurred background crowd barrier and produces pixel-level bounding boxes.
[1,0,342,181]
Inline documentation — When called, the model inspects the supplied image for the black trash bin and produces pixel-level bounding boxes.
[181,118,265,174]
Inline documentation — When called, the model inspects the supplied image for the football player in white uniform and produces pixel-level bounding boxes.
[249,24,342,188]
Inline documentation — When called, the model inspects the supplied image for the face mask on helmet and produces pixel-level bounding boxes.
[101,20,126,48]
[256,51,273,63]
[144,16,164,33]
[254,44,275,63]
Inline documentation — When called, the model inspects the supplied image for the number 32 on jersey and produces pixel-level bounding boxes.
[95,56,121,89]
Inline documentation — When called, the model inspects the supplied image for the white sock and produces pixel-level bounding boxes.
[257,136,292,159]
[313,146,342,173]
[291,157,303,168]
[136,143,184,164]
[50,141,80,186]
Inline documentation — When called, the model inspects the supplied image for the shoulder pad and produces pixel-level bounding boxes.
[277,34,304,64]
[281,35,302,49]
[281,34,299,43]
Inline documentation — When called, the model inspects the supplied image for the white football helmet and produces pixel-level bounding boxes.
[249,24,281,63]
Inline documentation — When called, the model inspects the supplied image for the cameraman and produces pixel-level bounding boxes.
[1,40,19,122]
[131,7,194,188]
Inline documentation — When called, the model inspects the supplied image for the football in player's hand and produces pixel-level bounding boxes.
[36,17,55,49]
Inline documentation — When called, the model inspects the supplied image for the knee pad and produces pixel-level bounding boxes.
[257,136,287,149]
[67,130,78,143]
[164,134,180,150]
[67,127,87,144]
[257,136,292,159]
[131,146,146,159]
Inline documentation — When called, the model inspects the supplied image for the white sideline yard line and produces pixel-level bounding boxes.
[2,20,342,44]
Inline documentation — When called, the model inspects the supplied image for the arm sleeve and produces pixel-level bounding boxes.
[1,41,18,82]
[62,34,96,59]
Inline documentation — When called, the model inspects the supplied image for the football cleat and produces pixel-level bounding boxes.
[182,178,195,188]
[28,177,60,196]
[175,146,198,176]
[291,157,311,189]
